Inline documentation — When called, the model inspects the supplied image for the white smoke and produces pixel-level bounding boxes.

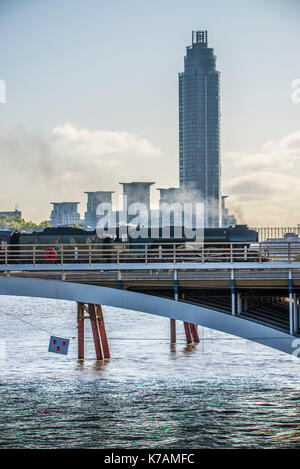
[0,124,168,221]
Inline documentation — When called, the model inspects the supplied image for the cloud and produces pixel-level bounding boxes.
[262,130,300,152]
[223,130,300,226]
[52,123,162,157]
[0,124,168,221]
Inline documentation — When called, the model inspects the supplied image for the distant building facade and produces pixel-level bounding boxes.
[157,187,185,228]
[84,191,114,229]
[157,186,204,231]
[119,182,154,225]
[179,30,221,227]
[0,209,22,218]
[50,202,80,227]
[120,182,154,211]
[157,187,183,207]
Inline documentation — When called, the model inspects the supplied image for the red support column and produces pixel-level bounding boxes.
[96,305,110,359]
[183,322,193,344]
[89,304,104,361]
[170,319,176,344]
[77,302,85,360]
[190,324,200,343]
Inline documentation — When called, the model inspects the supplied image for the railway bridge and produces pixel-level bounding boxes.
[1,241,300,359]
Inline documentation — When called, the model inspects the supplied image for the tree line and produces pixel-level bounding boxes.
[0,215,50,232]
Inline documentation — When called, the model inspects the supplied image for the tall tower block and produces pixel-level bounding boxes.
[179,30,221,227]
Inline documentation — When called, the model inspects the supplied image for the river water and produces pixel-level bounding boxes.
[0,295,300,448]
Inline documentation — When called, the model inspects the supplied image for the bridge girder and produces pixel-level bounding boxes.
[0,276,298,357]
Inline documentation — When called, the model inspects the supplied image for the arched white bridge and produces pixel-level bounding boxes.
[0,276,298,357]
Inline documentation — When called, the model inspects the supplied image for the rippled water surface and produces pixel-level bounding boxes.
[1,295,300,448]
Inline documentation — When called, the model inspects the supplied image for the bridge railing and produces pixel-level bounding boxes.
[1,241,300,266]
[250,226,300,241]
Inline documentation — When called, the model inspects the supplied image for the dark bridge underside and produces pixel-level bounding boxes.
[137,288,291,334]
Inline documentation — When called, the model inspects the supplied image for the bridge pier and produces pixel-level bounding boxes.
[89,304,104,360]
[174,270,178,301]
[170,319,176,344]
[170,270,178,344]
[237,293,242,315]
[170,318,199,345]
[231,269,235,315]
[172,271,198,346]
[77,302,110,361]
[183,322,193,344]
[96,304,110,359]
[289,270,293,335]
[77,302,85,360]
[190,323,200,343]
[118,271,122,290]
[293,293,298,335]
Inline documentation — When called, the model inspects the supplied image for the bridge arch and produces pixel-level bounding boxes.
[0,277,296,356]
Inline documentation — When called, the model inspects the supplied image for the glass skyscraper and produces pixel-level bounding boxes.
[179,30,221,227]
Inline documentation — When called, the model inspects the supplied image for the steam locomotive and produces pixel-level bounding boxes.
[0,224,260,264]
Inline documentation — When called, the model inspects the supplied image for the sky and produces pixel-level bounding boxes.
[0,0,299,225]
